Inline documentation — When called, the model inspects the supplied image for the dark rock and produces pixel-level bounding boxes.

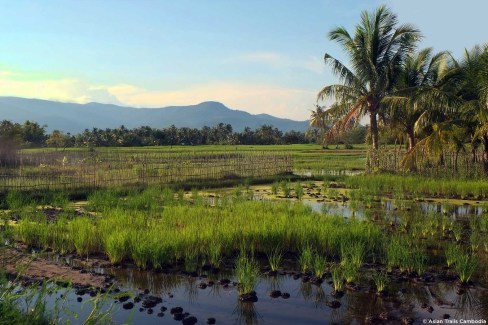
[267,270,278,276]
[118,294,130,303]
[173,313,185,321]
[182,316,198,325]
[122,302,134,310]
[134,296,141,303]
[157,312,164,317]
[160,306,168,312]
[147,308,153,314]
[219,278,231,285]
[327,300,341,308]
[143,289,150,294]
[292,274,301,280]
[142,295,163,308]
[331,290,344,298]
[443,314,450,319]
[281,292,290,299]
[170,307,184,314]
[269,290,282,298]
[239,292,258,303]
[77,297,83,303]
[198,282,208,289]
[207,318,216,324]
[427,306,434,313]
[139,308,144,312]
[310,277,323,285]
[420,303,428,309]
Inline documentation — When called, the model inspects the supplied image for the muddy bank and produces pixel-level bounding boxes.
[0,247,107,287]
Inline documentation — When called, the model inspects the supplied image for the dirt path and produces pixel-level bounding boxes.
[1,247,107,287]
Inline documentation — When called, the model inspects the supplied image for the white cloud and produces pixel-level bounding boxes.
[0,70,315,120]
[0,71,122,105]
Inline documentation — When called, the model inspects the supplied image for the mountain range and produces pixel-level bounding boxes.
[0,97,309,133]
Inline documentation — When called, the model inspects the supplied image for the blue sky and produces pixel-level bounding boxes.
[0,0,486,120]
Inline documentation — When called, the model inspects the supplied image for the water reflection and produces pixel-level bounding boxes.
[233,301,261,325]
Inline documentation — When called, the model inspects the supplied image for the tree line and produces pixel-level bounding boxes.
[0,120,321,148]
[313,5,488,173]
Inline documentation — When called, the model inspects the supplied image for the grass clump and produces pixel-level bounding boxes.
[330,265,343,293]
[313,255,327,278]
[372,271,388,293]
[235,255,260,295]
[445,244,463,268]
[298,245,314,273]
[266,247,282,272]
[454,254,477,284]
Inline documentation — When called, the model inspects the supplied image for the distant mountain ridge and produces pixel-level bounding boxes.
[0,97,309,133]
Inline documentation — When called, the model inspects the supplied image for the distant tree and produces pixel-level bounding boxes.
[46,130,71,149]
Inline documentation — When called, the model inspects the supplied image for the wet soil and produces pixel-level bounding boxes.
[0,246,108,287]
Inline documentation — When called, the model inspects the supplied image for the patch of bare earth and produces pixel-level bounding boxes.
[0,247,106,287]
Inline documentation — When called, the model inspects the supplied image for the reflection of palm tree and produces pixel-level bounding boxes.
[317,5,421,150]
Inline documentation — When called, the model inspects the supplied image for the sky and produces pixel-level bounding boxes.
[0,0,487,121]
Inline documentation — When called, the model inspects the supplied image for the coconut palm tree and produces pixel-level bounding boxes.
[317,5,421,151]
[385,48,452,151]
[455,44,488,174]
[309,105,333,148]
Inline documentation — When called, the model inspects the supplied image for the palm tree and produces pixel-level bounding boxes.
[385,48,452,151]
[455,44,488,174]
[309,105,331,148]
[317,5,421,151]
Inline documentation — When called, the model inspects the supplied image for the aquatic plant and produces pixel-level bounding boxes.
[271,182,279,195]
[342,260,359,283]
[266,247,283,272]
[280,181,291,197]
[452,223,463,242]
[455,254,477,284]
[298,245,314,273]
[235,255,260,294]
[69,217,100,257]
[313,255,327,278]
[294,183,304,200]
[330,265,343,292]
[470,231,480,252]
[372,271,388,293]
[445,244,463,268]
[207,241,222,268]
[103,231,129,264]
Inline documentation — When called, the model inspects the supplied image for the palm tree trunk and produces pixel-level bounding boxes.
[407,129,415,151]
[370,112,379,150]
[483,135,488,176]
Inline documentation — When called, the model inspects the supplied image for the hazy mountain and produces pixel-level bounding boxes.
[0,97,309,133]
